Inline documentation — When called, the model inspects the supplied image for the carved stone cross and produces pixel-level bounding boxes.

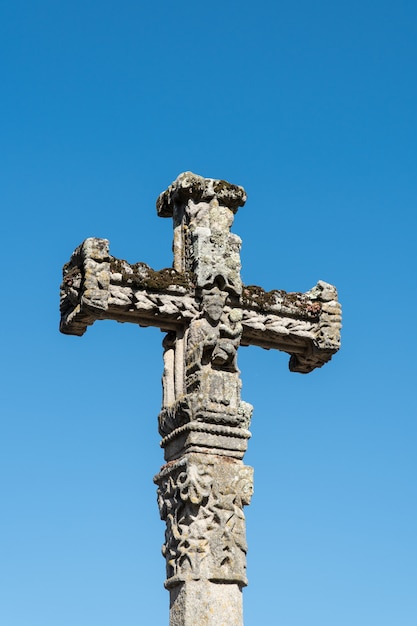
[60,172,341,626]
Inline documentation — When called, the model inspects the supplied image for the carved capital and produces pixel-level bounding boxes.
[154,454,254,589]
[156,172,247,217]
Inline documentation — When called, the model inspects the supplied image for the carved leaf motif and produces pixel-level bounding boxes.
[157,476,176,520]
[154,457,253,584]
[177,463,213,505]
[233,466,254,506]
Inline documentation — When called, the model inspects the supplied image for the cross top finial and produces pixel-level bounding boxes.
[156,171,247,218]
[156,172,246,294]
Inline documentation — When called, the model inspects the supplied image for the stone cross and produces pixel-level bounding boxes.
[60,172,341,626]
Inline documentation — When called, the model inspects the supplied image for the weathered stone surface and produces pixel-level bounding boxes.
[169,581,243,626]
[157,172,247,218]
[155,453,253,588]
[60,242,340,372]
[60,238,198,336]
[59,172,342,626]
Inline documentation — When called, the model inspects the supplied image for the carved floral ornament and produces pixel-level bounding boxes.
[155,456,254,587]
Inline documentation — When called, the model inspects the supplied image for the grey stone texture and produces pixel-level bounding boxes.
[60,172,342,626]
[169,581,243,626]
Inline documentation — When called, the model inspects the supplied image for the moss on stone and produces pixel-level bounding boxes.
[62,263,82,283]
[242,285,321,317]
[213,180,246,211]
[242,285,277,309]
[110,256,194,291]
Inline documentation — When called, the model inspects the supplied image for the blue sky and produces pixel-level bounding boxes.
[1,1,416,624]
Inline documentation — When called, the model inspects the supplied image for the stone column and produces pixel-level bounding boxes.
[154,173,253,625]
[155,454,253,626]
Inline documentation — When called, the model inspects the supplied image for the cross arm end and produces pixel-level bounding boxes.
[60,238,111,336]
[60,238,197,336]
[288,281,342,373]
[240,280,342,373]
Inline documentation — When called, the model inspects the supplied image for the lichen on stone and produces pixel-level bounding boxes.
[157,172,247,217]
[110,256,193,291]
[62,262,82,284]
[242,284,321,317]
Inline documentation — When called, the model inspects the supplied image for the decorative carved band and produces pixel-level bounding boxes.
[160,422,252,446]
[154,453,253,589]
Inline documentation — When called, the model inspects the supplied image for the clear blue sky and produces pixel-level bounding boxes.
[1,1,416,624]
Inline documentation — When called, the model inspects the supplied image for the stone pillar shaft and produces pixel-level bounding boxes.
[155,174,254,624]
[169,581,243,626]
[155,453,253,626]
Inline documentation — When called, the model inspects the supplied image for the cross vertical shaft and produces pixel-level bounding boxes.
[154,175,253,625]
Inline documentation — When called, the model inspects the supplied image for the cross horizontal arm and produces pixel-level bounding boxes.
[60,238,341,373]
[240,281,341,372]
[59,238,198,336]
